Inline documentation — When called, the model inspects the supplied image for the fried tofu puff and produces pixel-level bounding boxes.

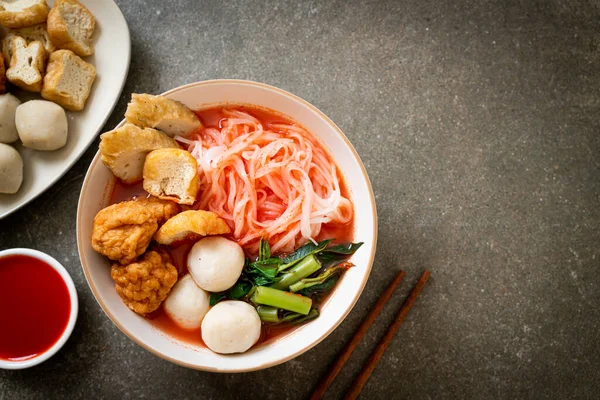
[154,210,231,246]
[111,247,178,316]
[125,93,202,138]
[91,201,158,265]
[99,123,178,184]
[142,148,199,205]
[135,196,180,225]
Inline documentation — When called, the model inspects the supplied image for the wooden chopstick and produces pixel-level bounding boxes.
[344,270,431,400]
[309,270,406,400]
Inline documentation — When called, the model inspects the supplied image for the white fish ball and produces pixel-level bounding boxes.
[0,94,21,143]
[16,100,68,151]
[201,301,261,354]
[187,236,244,292]
[164,275,210,330]
[0,143,23,194]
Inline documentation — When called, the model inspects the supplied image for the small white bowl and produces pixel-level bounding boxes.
[77,79,377,372]
[0,248,78,370]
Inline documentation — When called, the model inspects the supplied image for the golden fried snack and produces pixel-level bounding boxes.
[111,247,178,316]
[135,196,180,225]
[125,93,202,138]
[41,49,96,111]
[154,210,231,245]
[91,201,158,264]
[47,0,95,57]
[0,0,49,28]
[6,37,46,92]
[99,123,178,184]
[143,148,199,205]
[3,24,56,64]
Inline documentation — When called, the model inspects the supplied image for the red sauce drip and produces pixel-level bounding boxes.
[107,105,355,349]
[0,255,71,361]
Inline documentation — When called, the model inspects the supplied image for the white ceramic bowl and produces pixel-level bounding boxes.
[0,248,78,370]
[76,79,377,372]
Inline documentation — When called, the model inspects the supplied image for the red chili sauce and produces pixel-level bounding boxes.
[0,255,71,361]
[108,105,354,349]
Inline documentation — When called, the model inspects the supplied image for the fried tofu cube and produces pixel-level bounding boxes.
[143,148,199,205]
[41,49,96,111]
[6,37,46,92]
[99,123,179,184]
[125,93,203,138]
[0,0,49,28]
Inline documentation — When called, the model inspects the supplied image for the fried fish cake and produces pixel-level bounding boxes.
[154,210,231,245]
[135,196,180,225]
[91,201,158,264]
[111,247,178,316]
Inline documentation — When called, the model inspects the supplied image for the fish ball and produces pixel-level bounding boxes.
[187,236,244,292]
[16,100,68,151]
[201,301,261,354]
[164,275,210,330]
[0,94,21,143]
[0,143,23,194]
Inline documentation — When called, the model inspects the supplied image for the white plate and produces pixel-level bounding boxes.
[0,0,130,219]
[77,80,378,372]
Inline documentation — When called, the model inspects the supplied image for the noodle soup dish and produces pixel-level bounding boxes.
[77,80,376,371]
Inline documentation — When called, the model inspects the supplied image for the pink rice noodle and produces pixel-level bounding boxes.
[176,108,353,255]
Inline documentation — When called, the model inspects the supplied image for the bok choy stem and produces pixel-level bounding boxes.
[270,254,321,290]
[257,306,280,322]
[251,286,312,315]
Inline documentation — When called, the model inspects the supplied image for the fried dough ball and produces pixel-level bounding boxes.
[111,247,178,316]
[154,210,231,245]
[92,201,158,265]
[135,196,180,225]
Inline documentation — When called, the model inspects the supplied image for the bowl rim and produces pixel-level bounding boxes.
[76,79,377,372]
[0,248,79,370]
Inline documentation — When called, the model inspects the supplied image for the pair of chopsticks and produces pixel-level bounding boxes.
[310,270,431,400]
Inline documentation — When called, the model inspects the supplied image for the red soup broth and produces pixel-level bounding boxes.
[107,105,354,349]
[0,255,71,361]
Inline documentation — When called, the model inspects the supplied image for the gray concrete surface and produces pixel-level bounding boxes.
[1,0,599,399]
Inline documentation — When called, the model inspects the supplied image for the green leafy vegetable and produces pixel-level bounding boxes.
[258,237,271,261]
[257,307,320,324]
[251,263,278,278]
[209,279,254,306]
[288,309,319,324]
[211,237,357,323]
[299,274,339,296]
[245,258,281,286]
[278,239,333,272]
[253,258,282,268]
[289,264,347,293]
[317,242,364,261]
[257,306,280,322]
[209,292,227,306]
[228,280,254,299]
[271,254,322,290]
[246,274,275,287]
[242,253,282,286]
[277,309,320,324]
